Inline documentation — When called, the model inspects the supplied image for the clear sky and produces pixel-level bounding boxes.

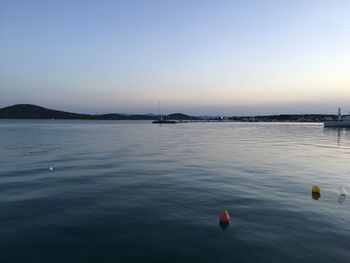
[1,0,349,115]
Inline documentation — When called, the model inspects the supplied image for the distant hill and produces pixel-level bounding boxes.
[0,104,334,122]
[0,104,199,120]
[167,113,200,120]
[0,104,93,119]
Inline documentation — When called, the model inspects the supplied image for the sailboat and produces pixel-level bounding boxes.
[152,102,177,124]
[152,116,177,124]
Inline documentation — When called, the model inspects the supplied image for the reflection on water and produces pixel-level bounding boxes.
[323,126,350,146]
[219,221,229,231]
[337,186,347,204]
[338,194,346,204]
[312,192,321,200]
[0,120,350,263]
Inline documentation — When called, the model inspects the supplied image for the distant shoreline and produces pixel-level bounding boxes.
[0,104,199,121]
[0,104,338,122]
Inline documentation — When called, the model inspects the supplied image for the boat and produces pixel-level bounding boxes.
[152,102,177,124]
[152,116,177,124]
[324,108,350,127]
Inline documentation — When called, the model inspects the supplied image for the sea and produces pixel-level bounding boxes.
[0,120,349,263]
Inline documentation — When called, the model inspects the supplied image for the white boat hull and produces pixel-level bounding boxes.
[324,120,350,127]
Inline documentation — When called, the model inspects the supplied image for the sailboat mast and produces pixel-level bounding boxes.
[158,101,162,121]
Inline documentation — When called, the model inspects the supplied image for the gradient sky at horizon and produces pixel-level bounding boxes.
[1,0,350,115]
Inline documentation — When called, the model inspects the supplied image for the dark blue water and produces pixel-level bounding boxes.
[0,120,350,262]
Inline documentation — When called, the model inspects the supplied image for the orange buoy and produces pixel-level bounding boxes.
[219,209,230,223]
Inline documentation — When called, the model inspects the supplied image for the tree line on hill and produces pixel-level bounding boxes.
[0,104,338,122]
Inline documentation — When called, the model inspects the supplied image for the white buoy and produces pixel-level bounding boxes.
[49,167,54,172]
[339,186,346,196]
[338,186,346,203]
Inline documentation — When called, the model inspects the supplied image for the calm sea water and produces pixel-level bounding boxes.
[0,120,349,263]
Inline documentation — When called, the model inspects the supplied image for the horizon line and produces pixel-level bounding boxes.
[0,103,342,117]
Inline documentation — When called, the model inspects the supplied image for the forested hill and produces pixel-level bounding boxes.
[0,104,199,120]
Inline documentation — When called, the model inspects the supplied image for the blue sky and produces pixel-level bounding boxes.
[1,0,349,115]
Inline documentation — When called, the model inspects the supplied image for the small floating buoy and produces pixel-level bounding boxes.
[219,209,230,231]
[312,185,320,194]
[339,186,346,196]
[219,209,230,224]
[338,186,346,203]
[49,167,53,172]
